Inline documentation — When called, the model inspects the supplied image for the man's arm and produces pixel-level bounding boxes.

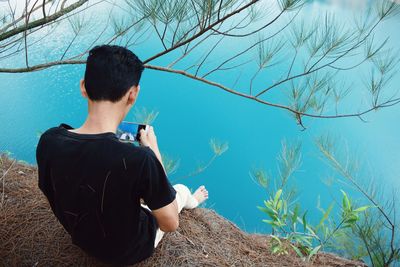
[151,199,179,232]
[139,126,179,232]
[140,126,166,173]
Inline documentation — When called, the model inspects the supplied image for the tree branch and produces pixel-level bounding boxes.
[210,9,285,38]
[143,0,261,64]
[0,0,88,42]
[144,65,400,120]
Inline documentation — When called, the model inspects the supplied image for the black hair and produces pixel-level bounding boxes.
[84,45,144,102]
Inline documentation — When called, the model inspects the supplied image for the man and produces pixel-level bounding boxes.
[36,45,208,265]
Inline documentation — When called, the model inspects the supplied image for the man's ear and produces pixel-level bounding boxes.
[80,79,88,98]
[127,85,139,105]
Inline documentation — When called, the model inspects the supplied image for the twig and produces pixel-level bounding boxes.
[100,170,111,213]
[1,60,399,123]
[143,0,260,64]
[255,16,385,98]
[210,9,285,38]
[42,0,46,18]
[0,0,88,42]
[177,231,196,246]
[1,159,16,207]
[202,7,301,79]
[176,230,209,257]
[24,0,29,68]
[0,0,51,33]
[144,64,400,120]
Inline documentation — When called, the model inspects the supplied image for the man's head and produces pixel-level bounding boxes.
[81,45,144,106]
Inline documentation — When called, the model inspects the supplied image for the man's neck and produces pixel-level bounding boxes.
[71,101,125,134]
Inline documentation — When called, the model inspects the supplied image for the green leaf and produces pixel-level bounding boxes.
[341,190,351,211]
[283,200,288,214]
[302,211,308,232]
[345,213,359,224]
[259,204,277,219]
[272,246,280,254]
[353,205,370,212]
[274,189,283,205]
[307,245,321,260]
[307,226,317,237]
[317,202,334,230]
[292,204,300,224]
[270,235,282,244]
[133,107,159,125]
[209,139,229,156]
[290,244,304,258]
[276,199,283,210]
[257,206,269,213]
[262,219,274,225]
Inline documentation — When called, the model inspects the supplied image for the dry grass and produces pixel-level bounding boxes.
[0,155,366,266]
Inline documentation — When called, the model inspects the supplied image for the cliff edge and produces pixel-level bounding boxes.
[0,156,366,266]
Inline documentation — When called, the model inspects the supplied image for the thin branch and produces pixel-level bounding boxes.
[0,59,85,72]
[287,49,298,78]
[0,0,103,50]
[170,17,182,47]
[1,0,51,33]
[106,14,149,45]
[42,0,46,18]
[202,7,301,79]
[0,0,88,42]
[1,159,16,207]
[210,9,285,38]
[167,32,214,68]
[194,35,225,76]
[1,59,399,121]
[175,154,218,180]
[24,0,29,68]
[217,0,223,20]
[255,16,385,98]
[143,0,261,64]
[144,64,400,120]
[152,22,168,50]
[60,30,79,61]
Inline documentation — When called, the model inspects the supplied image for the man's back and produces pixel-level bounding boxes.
[36,123,176,264]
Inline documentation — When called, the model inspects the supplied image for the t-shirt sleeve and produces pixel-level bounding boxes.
[35,132,56,211]
[36,133,49,193]
[139,149,176,210]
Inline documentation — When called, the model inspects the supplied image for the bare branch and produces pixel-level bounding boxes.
[143,0,261,64]
[0,0,88,42]
[210,9,285,38]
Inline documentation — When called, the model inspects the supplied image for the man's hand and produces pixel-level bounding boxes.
[139,126,157,149]
[139,126,164,171]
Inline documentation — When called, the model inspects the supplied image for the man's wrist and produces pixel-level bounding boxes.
[152,148,162,161]
[144,144,161,159]
[149,144,159,153]
[151,147,164,167]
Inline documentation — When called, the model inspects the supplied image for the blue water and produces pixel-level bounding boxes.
[1,0,399,234]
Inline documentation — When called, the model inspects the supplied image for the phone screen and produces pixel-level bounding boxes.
[116,121,148,144]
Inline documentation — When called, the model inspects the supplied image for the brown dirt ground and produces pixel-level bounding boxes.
[0,155,367,267]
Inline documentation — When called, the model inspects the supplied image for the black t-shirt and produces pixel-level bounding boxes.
[36,123,176,265]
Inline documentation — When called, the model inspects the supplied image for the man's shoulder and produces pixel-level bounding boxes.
[36,126,62,166]
[37,125,63,147]
[40,126,61,138]
[122,145,157,164]
[39,123,70,140]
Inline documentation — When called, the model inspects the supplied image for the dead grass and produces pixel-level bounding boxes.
[0,155,366,266]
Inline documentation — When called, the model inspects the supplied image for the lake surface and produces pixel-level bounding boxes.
[1,0,399,233]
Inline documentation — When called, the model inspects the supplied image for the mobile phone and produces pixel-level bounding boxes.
[116,121,149,144]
